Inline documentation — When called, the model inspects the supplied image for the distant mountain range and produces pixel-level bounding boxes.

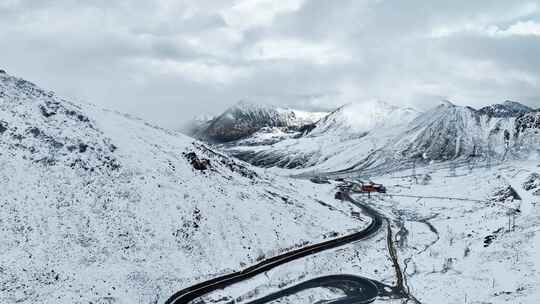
[189,101,327,143]
[189,99,540,173]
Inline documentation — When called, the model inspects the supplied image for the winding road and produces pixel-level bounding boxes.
[165,191,415,304]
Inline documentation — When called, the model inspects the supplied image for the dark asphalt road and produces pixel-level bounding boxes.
[247,275,379,304]
[165,191,397,304]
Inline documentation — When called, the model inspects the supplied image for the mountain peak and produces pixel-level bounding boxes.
[197,101,326,142]
[478,100,532,118]
[309,101,419,136]
[503,100,531,110]
[440,99,456,107]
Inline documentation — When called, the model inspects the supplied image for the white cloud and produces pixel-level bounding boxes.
[0,0,19,9]
[427,2,540,38]
[244,38,351,64]
[430,21,540,39]
[133,58,252,85]
[1,0,540,127]
[222,0,305,30]
[500,20,540,36]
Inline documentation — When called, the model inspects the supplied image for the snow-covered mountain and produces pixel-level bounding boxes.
[216,100,539,174]
[380,100,536,160]
[0,72,364,304]
[390,101,483,160]
[219,101,420,170]
[478,100,533,118]
[309,101,418,137]
[514,110,540,157]
[191,101,327,142]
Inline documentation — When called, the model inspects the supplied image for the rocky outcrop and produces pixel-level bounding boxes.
[523,173,540,196]
[183,151,211,171]
[491,186,521,202]
[515,111,540,135]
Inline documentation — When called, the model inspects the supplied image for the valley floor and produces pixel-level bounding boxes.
[198,160,540,304]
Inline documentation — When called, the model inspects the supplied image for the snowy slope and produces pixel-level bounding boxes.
[0,72,366,304]
[370,101,537,169]
[220,101,420,170]
[390,101,483,160]
[219,100,539,176]
[319,101,530,175]
[196,160,540,304]
[192,101,326,142]
[371,161,540,304]
[514,111,540,157]
[309,101,418,136]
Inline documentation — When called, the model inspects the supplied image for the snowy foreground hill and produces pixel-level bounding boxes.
[0,72,366,303]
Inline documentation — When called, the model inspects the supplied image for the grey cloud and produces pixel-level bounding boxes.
[1,0,539,128]
[442,34,540,74]
[130,13,227,37]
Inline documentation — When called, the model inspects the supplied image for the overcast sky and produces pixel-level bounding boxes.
[1,1,540,128]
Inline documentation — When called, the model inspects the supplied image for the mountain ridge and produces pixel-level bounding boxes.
[192,100,327,142]
[213,99,540,173]
[478,100,533,118]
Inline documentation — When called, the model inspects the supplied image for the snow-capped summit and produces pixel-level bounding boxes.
[391,102,483,160]
[478,100,533,118]
[308,101,418,136]
[194,100,326,142]
[440,99,456,107]
[0,72,360,304]
[218,101,420,170]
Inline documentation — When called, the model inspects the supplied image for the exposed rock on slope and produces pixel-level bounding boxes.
[491,185,522,202]
[515,111,540,135]
[0,72,362,304]
[523,173,540,196]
